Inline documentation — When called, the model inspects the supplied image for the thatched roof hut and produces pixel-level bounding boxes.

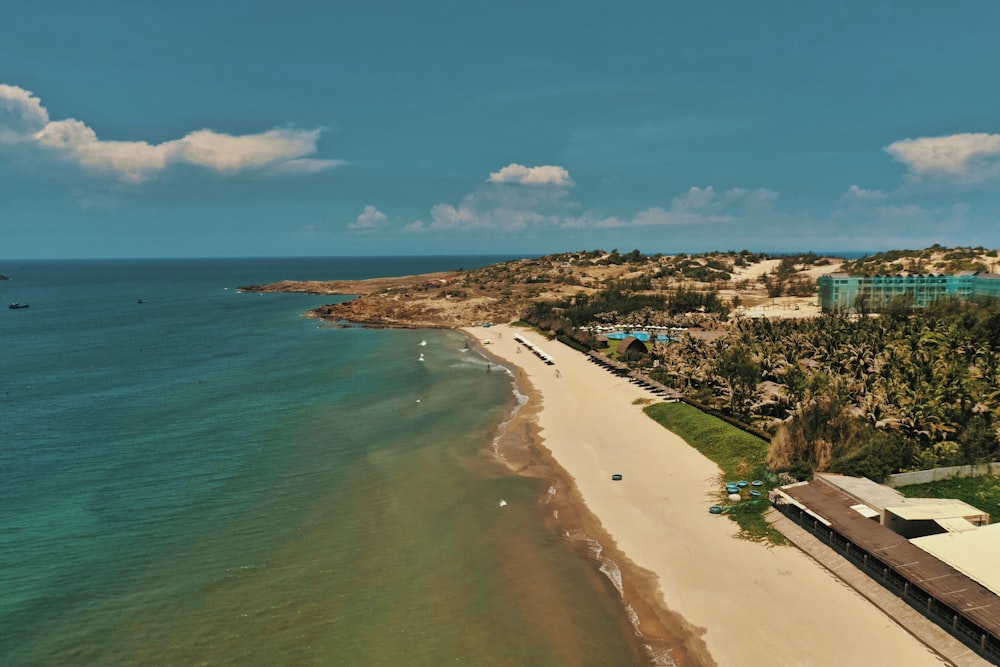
[618,335,648,362]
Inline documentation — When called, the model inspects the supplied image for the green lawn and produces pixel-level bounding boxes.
[644,401,785,543]
[897,475,1000,523]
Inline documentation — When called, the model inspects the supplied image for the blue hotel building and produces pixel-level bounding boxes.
[818,271,1000,312]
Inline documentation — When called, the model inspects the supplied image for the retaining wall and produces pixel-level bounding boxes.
[886,463,1000,488]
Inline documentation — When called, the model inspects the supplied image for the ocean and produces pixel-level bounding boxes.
[1,258,646,666]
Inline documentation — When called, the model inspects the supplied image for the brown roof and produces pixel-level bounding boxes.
[618,336,648,359]
[781,478,1000,638]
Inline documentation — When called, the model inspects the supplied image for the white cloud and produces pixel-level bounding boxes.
[0,84,49,142]
[674,186,731,215]
[562,207,686,229]
[562,206,717,229]
[348,204,387,232]
[403,220,425,233]
[411,169,780,235]
[827,189,977,245]
[885,133,1000,183]
[0,83,339,182]
[668,186,778,217]
[425,197,553,232]
[842,184,886,201]
[568,186,777,229]
[488,163,573,187]
[34,119,176,182]
[175,129,320,172]
[632,207,673,226]
[671,185,718,212]
[408,166,575,233]
[429,200,483,230]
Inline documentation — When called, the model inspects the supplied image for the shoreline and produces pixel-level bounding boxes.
[464,323,944,666]
[471,333,711,665]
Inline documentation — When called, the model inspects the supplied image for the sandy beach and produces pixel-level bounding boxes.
[465,323,945,666]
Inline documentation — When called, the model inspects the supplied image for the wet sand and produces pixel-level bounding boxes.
[465,324,945,666]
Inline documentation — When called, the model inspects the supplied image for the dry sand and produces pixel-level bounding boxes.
[465,323,945,667]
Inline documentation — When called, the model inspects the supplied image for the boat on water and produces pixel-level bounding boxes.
[8,302,29,309]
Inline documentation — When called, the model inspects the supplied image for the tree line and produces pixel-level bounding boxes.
[654,298,1000,480]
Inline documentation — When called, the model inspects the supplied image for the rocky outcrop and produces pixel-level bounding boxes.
[242,270,522,328]
[309,292,519,329]
[238,271,455,296]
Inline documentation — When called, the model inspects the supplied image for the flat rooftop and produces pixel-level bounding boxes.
[886,502,988,522]
[817,473,990,522]
[779,478,1000,639]
[912,524,1000,598]
[816,473,905,512]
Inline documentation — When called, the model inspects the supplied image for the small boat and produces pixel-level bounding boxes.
[709,506,724,514]
[611,474,623,481]
[749,490,762,497]
[751,480,763,487]
[137,299,145,304]
[736,480,749,488]
[8,302,29,309]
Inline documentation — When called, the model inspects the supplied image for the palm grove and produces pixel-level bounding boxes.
[522,251,1000,482]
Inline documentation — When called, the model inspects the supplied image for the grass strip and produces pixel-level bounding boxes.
[644,401,786,544]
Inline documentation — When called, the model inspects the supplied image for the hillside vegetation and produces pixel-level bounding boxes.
[841,244,999,275]
[256,245,1000,482]
[515,246,1000,482]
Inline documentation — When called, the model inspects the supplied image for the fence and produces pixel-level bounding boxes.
[771,499,1000,664]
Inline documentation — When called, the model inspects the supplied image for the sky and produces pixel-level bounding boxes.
[3,1,1000,259]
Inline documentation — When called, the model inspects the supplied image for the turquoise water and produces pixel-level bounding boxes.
[1,258,644,666]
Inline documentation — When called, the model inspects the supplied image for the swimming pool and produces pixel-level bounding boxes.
[605,332,677,342]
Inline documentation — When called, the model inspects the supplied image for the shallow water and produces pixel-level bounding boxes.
[2,258,645,665]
